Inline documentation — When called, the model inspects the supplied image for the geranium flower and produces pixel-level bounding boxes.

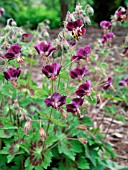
[116,8,128,22]
[66,18,86,39]
[66,98,84,115]
[44,92,66,109]
[100,20,112,29]
[71,45,91,61]
[4,43,21,60]
[22,33,30,42]
[76,80,91,97]
[102,77,112,90]
[119,78,128,86]
[34,41,55,58]
[70,67,88,81]
[42,62,62,80]
[101,32,114,44]
[4,67,21,81]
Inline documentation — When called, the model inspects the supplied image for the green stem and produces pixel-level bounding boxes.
[46,108,53,135]
[0,138,2,150]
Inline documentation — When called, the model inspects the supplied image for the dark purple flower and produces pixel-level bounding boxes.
[66,98,84,115]
[76,80,91,97]
[100,20,112,29]
[4,67,21,81]
[4,44,21,60]
[101,32,114,44]
[71,45,91,61]
[116,8,128,22]
[119,78,128,86]
[66,18,83,31]
[44,92,66,109]
[68,40,76,46]
[66,18,86,40]
[42,62,62,80]
[34,41,56,56]
[102,77,112,90]
[70,67,88,81]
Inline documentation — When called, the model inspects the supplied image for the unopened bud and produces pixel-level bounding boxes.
[76,125,87,130]
[11,20,17,26]
[78,138,87,144]
[24,121,31,136]
[84,16,91,25]
[85,5,94,16]
[39,127,47,140]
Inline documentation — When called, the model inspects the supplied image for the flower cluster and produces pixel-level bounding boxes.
[100,20,114,45]
[112,7,128,23]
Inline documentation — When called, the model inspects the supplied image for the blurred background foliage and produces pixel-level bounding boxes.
[0,0,127,29]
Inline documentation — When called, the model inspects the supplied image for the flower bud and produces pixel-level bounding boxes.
[66,12,75,22]
[76,125,87,130]
[85,5,94,16]
[78,138,87,144]
[24,121,31,136]
[52,50,62,58]
[11,20,17,26]
[0,8,4,16]
[39,127,47,140]
[84,16,91,25]
[43,30,49,38]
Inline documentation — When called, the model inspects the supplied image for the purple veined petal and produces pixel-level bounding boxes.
[51,92,62,102]
[72,98,84,107]
[75,18,83,27]
[57,96,67,107]
[42,64,53,78]
[107,77,112,84]
[44,98,54,107]
[47,43,56,55]
[68,40,76,46]
[66,21,75,31]
[75,89,86,97]
[70,69,78,79]
[79,80,91,91]
[102,84,110,90]
[105,32,114,39]
[76,45,91,57]
[4,71,10,80]
[52,62,62,76]
[8,44,21,55]
[4,67,21,80]
[71,55,81,61]
[100,20,107,27]
[4,53,15,60]
[101,37,106,44]
[119,78,126,86]
[66,103,77,113]
[81,28,86,36]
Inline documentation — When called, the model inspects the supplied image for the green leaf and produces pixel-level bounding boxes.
[77,156,90,169]
[35,166,44,170]
[83,117,93,126]
[58,140,76,161]
[25,157,30,168]
[42,150,53,169]
[7,155,15,163]
[46,135,58,148]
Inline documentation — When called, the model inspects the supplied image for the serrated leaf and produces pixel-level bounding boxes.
[7,155,14,163]
[25,157,30,167]
[35,165,44,170]
[77,156,90,169]
[58,140,76,161]
[42,150,53,169]
[46,135,58,148]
